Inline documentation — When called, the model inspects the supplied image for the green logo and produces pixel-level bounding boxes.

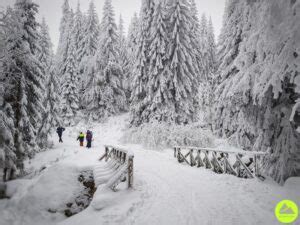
[275,200,299,224]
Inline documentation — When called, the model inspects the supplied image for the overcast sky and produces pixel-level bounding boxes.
[0,0,226,51]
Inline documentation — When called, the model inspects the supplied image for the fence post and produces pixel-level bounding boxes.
[128,156,134,188]
[190,149,195,167]
[174,147,177,158]
[105,146,109,161]
[254,154,260,177]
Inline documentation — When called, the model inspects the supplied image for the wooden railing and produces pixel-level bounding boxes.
[97,145,134,190]
[174,146,265,180]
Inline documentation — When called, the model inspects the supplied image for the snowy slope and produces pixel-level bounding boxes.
[0,114,299,225]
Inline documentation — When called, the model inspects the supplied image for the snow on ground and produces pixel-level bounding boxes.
[0,114,299,225]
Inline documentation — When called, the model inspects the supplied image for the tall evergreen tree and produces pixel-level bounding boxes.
[198,15,217,130]
[130,0,155,126]
[86,0,126,120]
[37,18,61,149]
[0,10,16,177]
[56,0,72,84]
[165,0,199,124]
[213,0,300,183]
[207,17,217,75]
[189,0,203,81]
[139,0,170,122]
[117,15,130,103]
[126,13,140,100]
[60,12,80,126]
[80,0,100,109]
[2,0,45,170]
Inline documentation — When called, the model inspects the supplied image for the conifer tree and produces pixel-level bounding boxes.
[164,0,199,124]
[213,0,300,183]
[37,18,61,148]
[2,0,45,169]
[86,0,126,120]
[56,0,72,82]
[0,11,16,176]
[61,13,80,125]
[139,0,170,122]
[126,13,140,100]
[117,15,130,102]
[80,1,100,109]
[130,0,155,126]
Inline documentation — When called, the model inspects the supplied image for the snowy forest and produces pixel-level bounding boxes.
[0,0,299,191]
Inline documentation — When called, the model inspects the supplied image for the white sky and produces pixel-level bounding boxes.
[0,0,226,51]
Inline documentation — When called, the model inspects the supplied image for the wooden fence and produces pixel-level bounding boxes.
[174,146,265,180]
[97,145,134,190]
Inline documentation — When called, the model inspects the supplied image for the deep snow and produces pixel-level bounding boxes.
[0,114,299,225]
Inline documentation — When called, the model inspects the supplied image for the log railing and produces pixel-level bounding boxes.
[174,146,265,180]
[98,145,134,190]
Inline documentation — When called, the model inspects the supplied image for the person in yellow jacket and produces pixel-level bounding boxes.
[77,132,85,147]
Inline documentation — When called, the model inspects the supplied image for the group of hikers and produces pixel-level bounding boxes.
[56,126,93,148]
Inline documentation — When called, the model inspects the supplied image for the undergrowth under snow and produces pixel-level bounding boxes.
[122,121,215,149]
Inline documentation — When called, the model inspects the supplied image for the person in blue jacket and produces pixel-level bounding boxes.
[86,130,93,148]
[56,126,65,143]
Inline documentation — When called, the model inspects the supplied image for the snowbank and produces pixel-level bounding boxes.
[0,164,82,225]
[122,121,215,149]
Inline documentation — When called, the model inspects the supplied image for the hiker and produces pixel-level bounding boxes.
[86,130,93,148]
[56,126,65,143]
[77,132,85,147]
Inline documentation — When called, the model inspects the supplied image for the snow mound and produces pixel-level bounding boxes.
[284,177,300,190]
[122,121,215,149]
[0,164,82,225]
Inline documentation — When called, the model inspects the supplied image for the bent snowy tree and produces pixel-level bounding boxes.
[213,0,300,183]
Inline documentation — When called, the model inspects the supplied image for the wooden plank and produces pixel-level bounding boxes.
[203,151,212,169]
[190,149,196,167]
[174,146,266,156]
[236,155,254,178]
[179,151,191,165]
[128,156,134,188]
[212,152,224,174]
[195,150,204,167]
[223,155,237,176]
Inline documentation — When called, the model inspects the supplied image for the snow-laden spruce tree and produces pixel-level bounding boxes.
[164,0,199,124]
[130,0,155,126]
[140,0,171,122]
[37,18,61,149]
[60,13,80,126]
[85,0,126,121]
[189,0,203,81]
[198,14,217,129]
[0,13,17,177]
[80,0,100,109]
[117,15,130,102]
[126,13,140,100]
[127,13,139,62]
[78,1,99,63]
[56,0,72,83]
[207,17,217,76]
[72,2,85,108]
[214,0,300,183]
[2,0,45,169]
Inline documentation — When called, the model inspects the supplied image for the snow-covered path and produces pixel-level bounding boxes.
[99,147,298,225]
[1,115,299,225]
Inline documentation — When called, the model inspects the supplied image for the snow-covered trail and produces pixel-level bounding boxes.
[61,115,299,225]
[1,114,299,225]
[114,147,298,225]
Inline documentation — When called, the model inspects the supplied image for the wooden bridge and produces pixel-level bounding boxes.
[174,146,265,180]
[94,145,134,191]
